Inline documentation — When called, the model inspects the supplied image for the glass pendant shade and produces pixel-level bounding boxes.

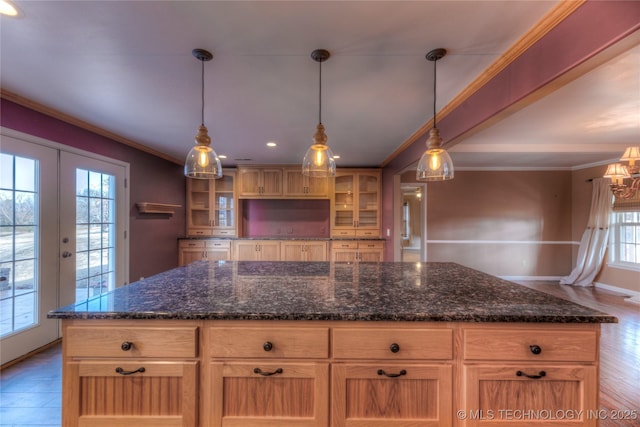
[416,127,454,181]
[302,123,336,177]
[184,124,222,179]
[604,162,630,186]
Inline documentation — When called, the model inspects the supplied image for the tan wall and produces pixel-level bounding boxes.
[401,170,574,277]
[572,165,640,295]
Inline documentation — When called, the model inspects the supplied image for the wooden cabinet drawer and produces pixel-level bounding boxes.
[179,240,205,249]
[333,328,453,360]
[206,240,231,249]
[332,241,358,249]
[357,240,384,249]
[66,326,199,358]
[463,328,597,362]
[355,230,379,238]
[209,327,329,359]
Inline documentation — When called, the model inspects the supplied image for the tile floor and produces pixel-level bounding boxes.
[0,344,61,427]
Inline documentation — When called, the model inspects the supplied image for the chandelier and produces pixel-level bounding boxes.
[604,146,640,199]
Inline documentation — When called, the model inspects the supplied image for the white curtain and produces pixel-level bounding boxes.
[560,178,612,287]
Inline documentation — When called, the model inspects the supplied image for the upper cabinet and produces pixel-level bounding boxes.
[283,168,330,198]
[238,167,283,198]
[238,166,330,199]
[332,169,381,238]
[186,170,237,237]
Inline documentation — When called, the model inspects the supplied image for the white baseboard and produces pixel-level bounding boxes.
[594,281,640,304]
[500,276,563,281]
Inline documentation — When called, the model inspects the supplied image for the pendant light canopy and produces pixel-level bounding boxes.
[302,49,336,178]
[184,48,222,179]
[417,48,454,181]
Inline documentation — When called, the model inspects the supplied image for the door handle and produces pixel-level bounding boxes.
[62,251,73,258]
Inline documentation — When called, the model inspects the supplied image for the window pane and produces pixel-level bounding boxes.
[14,226,35,261]
[14,192,35,225]
[75,278,89,302]
[13,287,36,330]
[89,171,102,197]
[0,229,13,263]
[0,154,13,189]
[76,252,89,280]
[0,190,14,226]
[76,196,89,224]
[76,169,88,196]
[14,157,35,192]
[89,224,101,249]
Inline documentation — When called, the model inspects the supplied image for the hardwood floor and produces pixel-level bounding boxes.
[0,281,638,426]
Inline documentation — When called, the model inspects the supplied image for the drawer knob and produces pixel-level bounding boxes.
[115,367,145,376]
[253,367,283,376]
[529,344,542,355]
[263,341,273,352]
[389,343,400,353]
[121,341,133,351]
[516,370,546,379]
[377,369,407,378]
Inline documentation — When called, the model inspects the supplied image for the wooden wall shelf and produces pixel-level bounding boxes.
[136,202,181,215]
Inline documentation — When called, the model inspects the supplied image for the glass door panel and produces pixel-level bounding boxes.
[0,135,58,365]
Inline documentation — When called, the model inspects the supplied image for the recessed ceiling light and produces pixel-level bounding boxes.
[218,154,227,159]
[266,142,277,148]
[333,155,341,159]
[0,0,19,16]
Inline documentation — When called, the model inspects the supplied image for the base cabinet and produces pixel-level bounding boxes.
[61,321,601,427]
[62,321,200,427]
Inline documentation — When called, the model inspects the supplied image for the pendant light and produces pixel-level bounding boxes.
[302,49,336,178]
[416,48,454,181]
[184,48,222,179]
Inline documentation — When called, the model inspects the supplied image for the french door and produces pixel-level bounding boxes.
[0,129,129,364]
[59,152,128,308]
[1,136,58,364]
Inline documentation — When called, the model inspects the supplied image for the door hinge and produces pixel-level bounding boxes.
[124,178,128,189]
[124,230,127,239]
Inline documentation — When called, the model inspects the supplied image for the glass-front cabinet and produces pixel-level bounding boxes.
[332,169,381,238]
[187,171,237,237]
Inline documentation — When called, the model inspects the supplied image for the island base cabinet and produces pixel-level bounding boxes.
[462,364,598,427]
[210,362,329,427]
[332,363,453,427]
[63,360,198,427]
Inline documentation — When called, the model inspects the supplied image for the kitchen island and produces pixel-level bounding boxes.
[49,261,616,427]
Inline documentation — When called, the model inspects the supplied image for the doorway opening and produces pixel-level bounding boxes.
[399,183,427,262]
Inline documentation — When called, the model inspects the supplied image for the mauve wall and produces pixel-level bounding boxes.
[401,170,573,277]
[242,199,330,238]
[1,99,186,281]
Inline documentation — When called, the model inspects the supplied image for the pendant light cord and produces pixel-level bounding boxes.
[432,57,437,129]
[318,59,322,125]
[200,58,205,125]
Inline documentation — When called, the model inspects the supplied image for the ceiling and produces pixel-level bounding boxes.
[1,1,638,171]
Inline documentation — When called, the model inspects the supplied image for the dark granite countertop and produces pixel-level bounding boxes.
[48,261,617,323]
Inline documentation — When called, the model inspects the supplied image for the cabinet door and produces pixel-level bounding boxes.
[234,242,260,261]
[261,168,283,196]
[186,178,214,236]
[463,364,598,426]
[332,249,359,263]
[210,362,329,427]
[179,248,205,266]
[333,174,356,234]
[332,363,452,427]
[283,169,307,197]
[64,360,198,427]
[258,241,281,261]
[356,172,380,234]
[281,242,305,261]
[212,174,236,236]
[238,168,262,197]
[305,242,328,261]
